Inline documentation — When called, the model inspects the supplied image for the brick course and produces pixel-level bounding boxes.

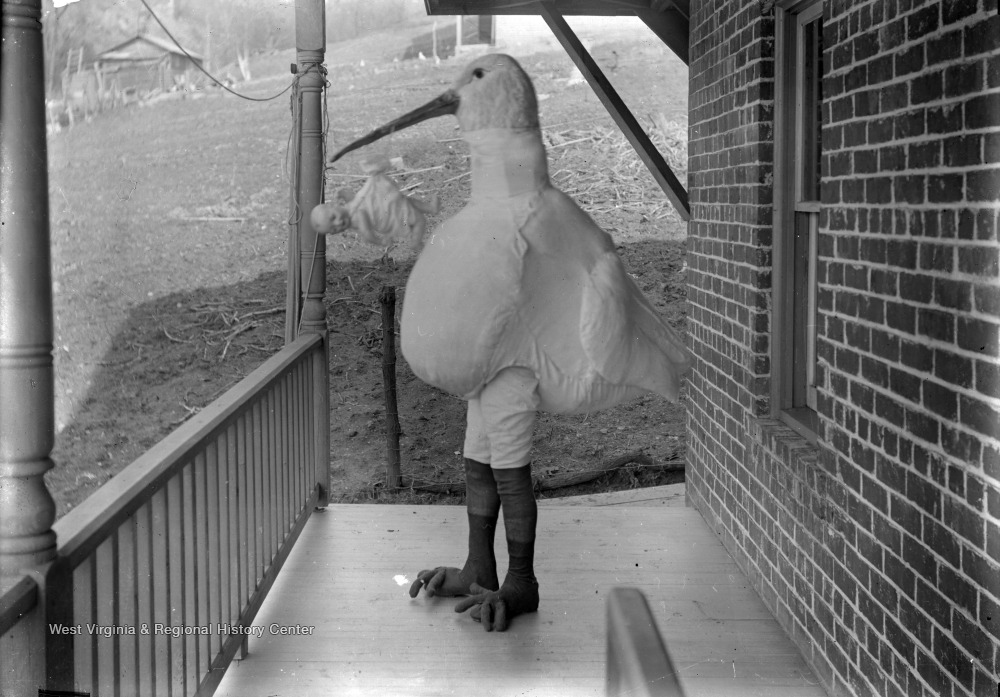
[687,0,1000,695]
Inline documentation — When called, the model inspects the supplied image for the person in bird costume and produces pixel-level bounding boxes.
[328,54,691,632]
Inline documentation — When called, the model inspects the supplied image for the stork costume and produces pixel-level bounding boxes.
[329,54,691,632]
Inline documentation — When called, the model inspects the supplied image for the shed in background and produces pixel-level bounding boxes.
[95,33,203,98]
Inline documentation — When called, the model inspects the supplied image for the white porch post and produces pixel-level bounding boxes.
[0,0,59,690]
[293,0,327,339]
[293,0,330,505]
[0,0,57,586]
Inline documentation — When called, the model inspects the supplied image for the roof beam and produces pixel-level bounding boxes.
[537,2,690,221]
[637,7,688,64]
[425,0,655,14]
[652,0,689,20]
[421,1,690,65]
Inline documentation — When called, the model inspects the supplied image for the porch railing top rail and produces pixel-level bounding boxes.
[606,587,686,697]
[0,575,37,638]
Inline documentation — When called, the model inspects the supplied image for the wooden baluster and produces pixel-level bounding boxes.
[167,476,185,693]
[235,413,249,661]
[120,516,140,697]
[313,333,330,507]
[225,424,240,637]
[301,362,311,502]
[252,400,264,585]
[206,440,222,661]
[299,362,309,503]
[263,390,275,567]
[136,504,155,696]
[294,367,304,504]
[181,462,197,695]
[73,558,95,693]
[277,377,289,534]
[151,489,170,697]
[96,537,117,696]
[217,429,234,656]
[197,450,211,680]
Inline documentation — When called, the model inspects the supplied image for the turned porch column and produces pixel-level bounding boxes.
[288,0,327,340]
[294,0,330,506]
[0,0,57,586]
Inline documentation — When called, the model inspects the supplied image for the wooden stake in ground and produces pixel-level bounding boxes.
[379,286,402,488]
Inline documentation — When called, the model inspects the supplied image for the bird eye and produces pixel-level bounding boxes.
[472,68,485,79]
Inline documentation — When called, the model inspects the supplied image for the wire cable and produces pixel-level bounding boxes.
[134,0,331,335]
[136,0,296,102]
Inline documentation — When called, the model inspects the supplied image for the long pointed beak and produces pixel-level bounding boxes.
[328,89,459,164]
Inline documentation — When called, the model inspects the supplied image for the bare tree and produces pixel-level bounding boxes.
[42,0,75,97]
[189,0,294,81]
[41,0,174,96]
[325,0,422,45]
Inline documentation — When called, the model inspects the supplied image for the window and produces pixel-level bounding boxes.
[773,0,823,439]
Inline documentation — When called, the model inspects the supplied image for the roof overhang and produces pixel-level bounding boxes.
[424,0,688,17]
[96,34,203,64]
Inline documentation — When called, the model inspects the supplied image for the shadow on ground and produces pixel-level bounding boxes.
[48,270,288,517]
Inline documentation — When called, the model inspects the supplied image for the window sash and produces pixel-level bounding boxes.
[796,7,823,206]
[773,0,822,438]
[792,211,819,411]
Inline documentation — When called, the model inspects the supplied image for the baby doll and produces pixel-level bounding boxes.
[310,157,440,251]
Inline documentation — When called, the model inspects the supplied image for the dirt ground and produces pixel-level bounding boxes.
[325,237,688,506]
[45,23,689,516]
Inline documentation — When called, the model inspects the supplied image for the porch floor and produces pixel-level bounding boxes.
[216,486,826,697]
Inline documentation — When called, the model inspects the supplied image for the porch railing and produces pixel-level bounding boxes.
[606,587,686,697]
[0,332,329,697]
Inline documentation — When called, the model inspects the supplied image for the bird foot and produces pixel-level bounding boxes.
[408,565,498,599]
[454,575,539,632]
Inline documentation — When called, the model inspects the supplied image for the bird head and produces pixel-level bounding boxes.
[329,54,539,164]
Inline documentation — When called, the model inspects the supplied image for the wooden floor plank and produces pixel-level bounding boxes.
[540,483,687,507]
[216,504,826,697]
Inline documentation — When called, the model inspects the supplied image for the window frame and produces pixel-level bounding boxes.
[772,0,823,441]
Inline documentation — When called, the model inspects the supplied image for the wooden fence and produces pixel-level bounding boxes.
[0,333,329,697]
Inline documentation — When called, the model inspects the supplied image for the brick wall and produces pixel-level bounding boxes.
[686,1,1000,696]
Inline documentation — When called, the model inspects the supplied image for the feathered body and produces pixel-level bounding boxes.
[400,55,689,413]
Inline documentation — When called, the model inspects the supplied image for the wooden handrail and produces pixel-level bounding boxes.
[0,575,37,637]
[606,587,686,697]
